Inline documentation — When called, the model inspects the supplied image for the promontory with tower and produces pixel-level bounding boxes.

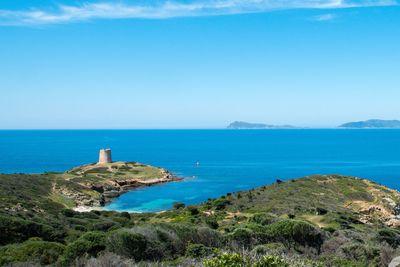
[49,148,181,211]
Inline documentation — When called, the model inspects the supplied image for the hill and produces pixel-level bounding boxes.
[339,119,400,128]
[1,171,400,266]
[227,121,295,129]
[64,161,179,208]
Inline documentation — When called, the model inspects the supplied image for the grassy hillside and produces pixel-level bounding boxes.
[1,173,400,266]
[65,161,170,184]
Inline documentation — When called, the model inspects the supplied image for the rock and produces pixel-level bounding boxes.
[386,218,400,228]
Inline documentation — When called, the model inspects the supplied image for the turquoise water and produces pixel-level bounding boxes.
[1,129,400,212]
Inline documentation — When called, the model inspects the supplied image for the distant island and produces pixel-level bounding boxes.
[339,119,400,128]
[227,121,295,129]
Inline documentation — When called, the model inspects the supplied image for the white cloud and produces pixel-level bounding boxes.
[0,0,397,25]
[312,13,337,21]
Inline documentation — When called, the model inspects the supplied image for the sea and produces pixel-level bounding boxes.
[1,129,400,212]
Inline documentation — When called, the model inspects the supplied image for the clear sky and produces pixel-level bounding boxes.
[0,0,399,129]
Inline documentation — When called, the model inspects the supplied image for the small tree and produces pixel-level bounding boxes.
[173,202,186,210]
[188,206,200,216]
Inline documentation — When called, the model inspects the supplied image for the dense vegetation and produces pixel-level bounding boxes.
[1,173,400,266]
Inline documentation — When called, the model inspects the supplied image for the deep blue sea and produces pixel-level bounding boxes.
[1,129,400,212]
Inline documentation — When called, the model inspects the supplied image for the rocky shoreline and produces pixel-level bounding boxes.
[71,170,182,211]
[98,170,182,205]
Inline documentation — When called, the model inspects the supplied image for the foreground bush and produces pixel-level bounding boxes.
[74,252,135,267]
[204,253,246,267]
[248,213,276,226]
[0,239,65,266]
[340,242,380,265]
[253,255,289,267]
[265,220,324,248]
[106,230,151,260]
[185,243,215,258]
[61,231,106,265]
[106,223,223,261]
[228,228,254,247]
[151,223,222,248]
[0,215,60,245]
[251,243,286,255]
[376,228,400,247]
[203,253,289,267]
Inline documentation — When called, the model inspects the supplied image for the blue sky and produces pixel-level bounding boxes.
[0,0,399,129]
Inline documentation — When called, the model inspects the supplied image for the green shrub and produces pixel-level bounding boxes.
[265,220,324,248]
[0,215,60,245]
[105,223,222,261]
[61,209,76,217]
[76,211,99,219]
[90,220,119,231]
[106,229,151,260]
[335,213,361,229]
[249,213,276,226]
[238,223,266,234]
[229,228,254,247]
[188,206,200,216]
[251,243,286,255]
[195,226,223,247]
[340,243,380,264]
[205,217,219,229]
[157,223,222,248]
[376,229,400,247]
[173,202,186,209]
[186,243,214,258]
[252,255,289,267]
[74,225,87,231]
[204,253,246,267]
[324,257,371,267]
[154,227,182,256]
[120,212,131,219]
[213,199,231,210]
[0,240,65,266]
[61,231,106,265]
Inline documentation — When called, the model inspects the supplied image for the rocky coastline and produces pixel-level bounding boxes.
[97,169,181,205]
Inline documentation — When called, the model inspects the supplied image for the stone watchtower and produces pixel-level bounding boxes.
[98,148,112,164]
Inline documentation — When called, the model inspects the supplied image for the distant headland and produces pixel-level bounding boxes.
[339,119,400,128]
[227,121,296,129]
[227,119,400,129]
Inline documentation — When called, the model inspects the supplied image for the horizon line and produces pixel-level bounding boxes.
[1,127,399,131]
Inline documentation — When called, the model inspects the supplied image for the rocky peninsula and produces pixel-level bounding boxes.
[51,161,181,211]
